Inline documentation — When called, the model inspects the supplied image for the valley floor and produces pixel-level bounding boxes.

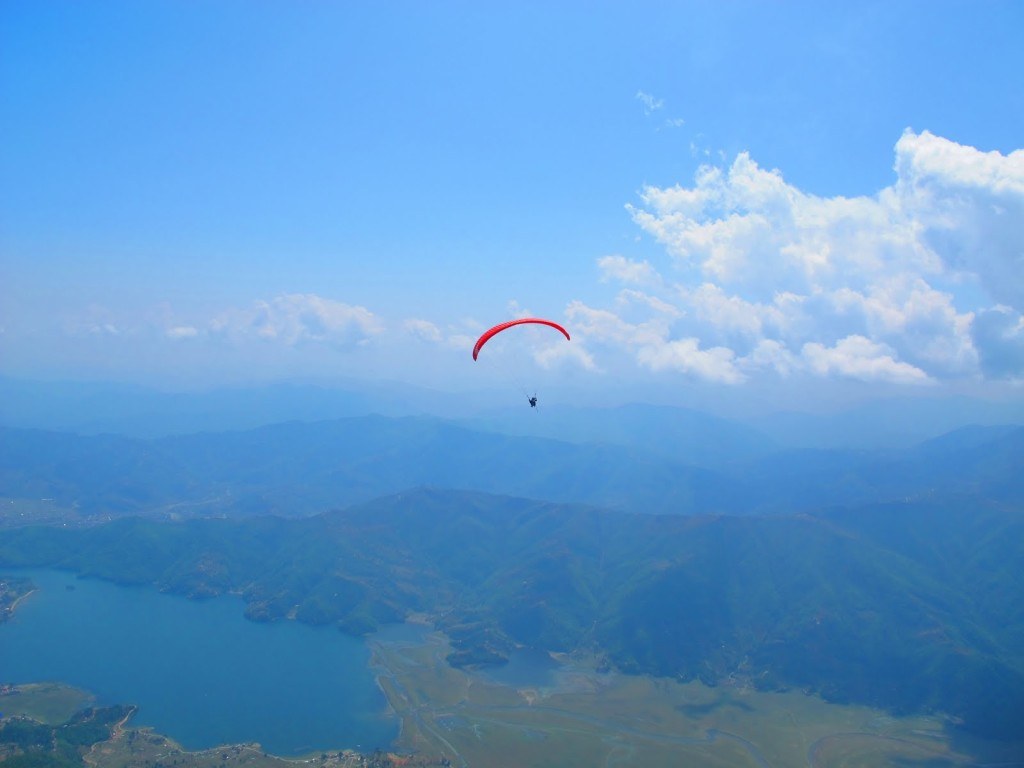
[368,626,1024,768]
[4,635,1023,768]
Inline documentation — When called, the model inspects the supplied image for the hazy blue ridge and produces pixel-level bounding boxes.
[0,377,450,437]
[0,418,747,517]
[462,402,779,469]
[2,419,1021,521]
[1,488,1022,740]
[712,424,1024,512]
[4,378,1024,451]
[750,395,1024,450]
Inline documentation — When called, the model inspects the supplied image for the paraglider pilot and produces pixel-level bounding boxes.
[528,395,538,408]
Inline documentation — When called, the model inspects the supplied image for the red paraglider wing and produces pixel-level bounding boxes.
[472,318,571,360]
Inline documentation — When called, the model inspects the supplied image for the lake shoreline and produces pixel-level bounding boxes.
[0,573,38,624]
[8,587,38,614]
[0,567,398,755]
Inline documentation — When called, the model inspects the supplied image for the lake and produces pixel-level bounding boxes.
[0,568,397,755]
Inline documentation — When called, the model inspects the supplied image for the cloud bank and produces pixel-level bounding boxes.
[210,294,383,348]
[572,130,1024,385]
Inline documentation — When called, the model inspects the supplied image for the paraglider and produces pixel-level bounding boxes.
[472,318,570,408]
[471,318,570,361]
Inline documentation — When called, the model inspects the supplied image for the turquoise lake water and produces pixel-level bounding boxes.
[0,569,397,755]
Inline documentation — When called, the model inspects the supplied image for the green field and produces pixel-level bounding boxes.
[0,497,84,528]
[369,628,1024,768]
[4,638,1022,767]
[0,681,94,724]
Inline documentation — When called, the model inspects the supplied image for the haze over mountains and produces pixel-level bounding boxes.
[2,411,1021,519]
[3,377,1023,448]
[1,378,1023,746]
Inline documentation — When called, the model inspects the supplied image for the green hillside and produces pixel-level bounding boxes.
[2,489,1022,740]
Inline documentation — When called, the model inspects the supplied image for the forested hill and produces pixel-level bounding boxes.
[2,488,1022,741]
[1,418,1021,519]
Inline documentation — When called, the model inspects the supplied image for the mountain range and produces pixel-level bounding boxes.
[1,415,1021,519]
[1,487,1021,741]
[1,384,1022,744]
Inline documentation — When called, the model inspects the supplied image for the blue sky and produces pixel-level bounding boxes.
[2,1,1022,409]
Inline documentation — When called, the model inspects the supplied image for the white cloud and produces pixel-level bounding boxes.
[506,299,533,319]
[972,306,1024,379]
[166,326,199,339]
[212,294,383,348]
[404,318,480,353]
[801,336,930,384]
[534,341,598,372]
[894,129,1024,309]
[566,300,743,384]
[404,318,443,343]
[828,277,977,375]
[616,289,681,318]
[637,338,744,384]
[628,155,933,296]
[741,339,799,377]
[446,333,476,353]
[635,90,664,115]
[684,283,786,339]
[566,300,670,349]
[598,255,660,285]
[591,131,1024,383]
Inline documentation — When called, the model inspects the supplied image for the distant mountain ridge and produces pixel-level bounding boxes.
[463,402,778,469]
[4,377,1023,449]
[1,487,1022,741]
[0,417,740,517]
[1,417,1021,520]
[751,394,1024,449]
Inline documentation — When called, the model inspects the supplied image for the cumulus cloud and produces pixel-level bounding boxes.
[972,306,1024,378]
[684,283,786,339]
[616,289,681,318]
[446,333,476,353]
[637,338,743,384]
[801,336,930,384]
[742,339,799,378]
[894,130,1024,310]
[212,294,383,348]
[598,255,661,285]
[566,300,671,349]
[579,130,1023,384]
[404,318,443,343]
[403,317,481,353]
[534,341,598,372]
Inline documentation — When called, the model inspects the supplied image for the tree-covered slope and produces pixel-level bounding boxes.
[1,489,1022,740]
